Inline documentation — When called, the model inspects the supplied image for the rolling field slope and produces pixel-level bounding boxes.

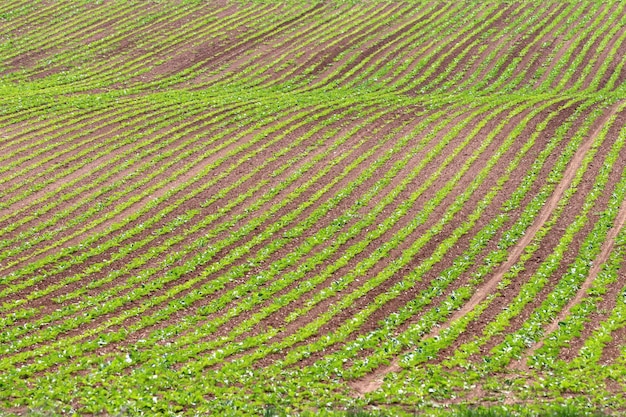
[2,0,626,415]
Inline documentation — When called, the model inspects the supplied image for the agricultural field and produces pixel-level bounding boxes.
[2,0,626,415]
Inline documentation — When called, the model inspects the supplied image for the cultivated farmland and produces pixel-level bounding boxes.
[1,0,626,415]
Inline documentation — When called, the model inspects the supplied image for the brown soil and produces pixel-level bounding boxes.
[583,13,626,90]
[302,3,414,84]
[564,3,626,91]
[386,5,493,89]
[442,2,550,91]
[335,3,457,89]
[509,5,575,90]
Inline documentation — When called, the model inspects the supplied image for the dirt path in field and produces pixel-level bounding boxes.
[337,100,578,373]
[466,109,623,361]
[511,146,626,370]
[560,142,626,361]
[350,102,620,397]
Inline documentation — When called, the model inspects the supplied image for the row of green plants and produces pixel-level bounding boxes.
[9,97,545,408]
[309,98,590,380]
[0,97,441,366]
[380,101,609,371]
[5,0,625,96]
[363,101,623,404]
[0,98,368,326]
